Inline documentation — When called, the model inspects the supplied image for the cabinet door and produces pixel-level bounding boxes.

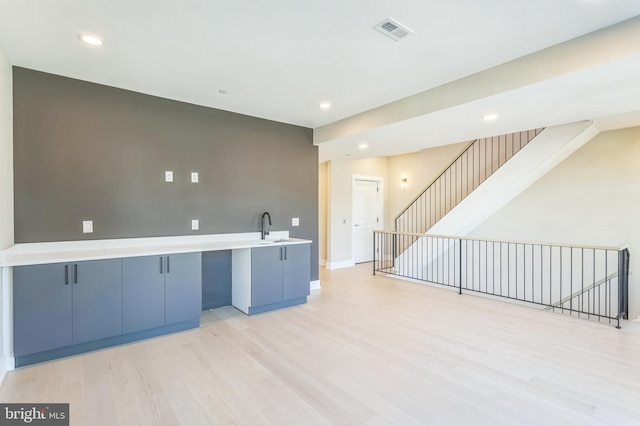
[283,244,311,300]
[13,263,72,356]
[72,259,123,344]
[251,246,283,307]
[123,256,166,333]
[165,253,202,324]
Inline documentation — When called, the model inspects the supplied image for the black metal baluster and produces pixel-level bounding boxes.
[516,244,519,300]
[549,245,552,308]
[581,248,585,317]
[569,247,573,315]
[560,247,563,313]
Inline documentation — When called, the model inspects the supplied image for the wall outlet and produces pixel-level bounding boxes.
[82,220,93,233]
[292,217,299,227]
[191,172,199,183]
[191,219,199,230]
[164,171,174,182]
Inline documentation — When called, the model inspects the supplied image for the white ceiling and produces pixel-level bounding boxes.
[1,0,639,162]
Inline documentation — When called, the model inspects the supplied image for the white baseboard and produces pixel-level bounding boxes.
[0,357,5,387]
[319,259,326,266]
[325,260,355,270]
[0,355,14,387]
[310,280,321,291]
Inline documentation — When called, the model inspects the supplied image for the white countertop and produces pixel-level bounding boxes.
[0,231,311,267]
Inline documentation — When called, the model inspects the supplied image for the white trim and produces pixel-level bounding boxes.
[310,280,321,291]
[319,259,326,266]
[0,231,315,267]
[231,249,251,314]
[326,260,355,270]
[0,358,6,385]
[1,266,13,375]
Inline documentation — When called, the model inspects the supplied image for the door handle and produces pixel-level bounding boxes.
[284,246,287,260]
[74,264,78,284]
[65,265,69,285]
[160,256,163,274]
[166,256,170,274]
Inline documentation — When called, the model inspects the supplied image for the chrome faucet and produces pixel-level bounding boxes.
[261,212,272,240]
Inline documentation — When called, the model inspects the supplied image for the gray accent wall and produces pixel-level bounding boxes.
[13,67,319,280]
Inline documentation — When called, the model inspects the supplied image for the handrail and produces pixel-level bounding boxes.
[373,230,630,328]
[394,128,544,235]
[372,230,627,253]
[394,139,476,221]
[547,272,618,310]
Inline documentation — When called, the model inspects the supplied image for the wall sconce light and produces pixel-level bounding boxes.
[401,176,408,191]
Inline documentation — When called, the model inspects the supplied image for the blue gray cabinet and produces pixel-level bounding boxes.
[250,244,310,313]
[123,252,202,332]
[13,259,122,356]
[283,244,310,300]
[71,259,122,344]
[165,252,202,324]
[122,256,165,333]
[251,246,284,307]
[13,263,73,357]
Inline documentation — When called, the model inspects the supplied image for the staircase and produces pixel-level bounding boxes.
[395,121,598,238]
[379,120,630,327]
[395,127,543,236]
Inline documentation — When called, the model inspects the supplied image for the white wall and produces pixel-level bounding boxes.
[0,41,13,378]
[326,158,387,268]
[468,126,640,319]
[318,162,328,264]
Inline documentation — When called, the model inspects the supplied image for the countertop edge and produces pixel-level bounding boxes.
[0,233,312,267]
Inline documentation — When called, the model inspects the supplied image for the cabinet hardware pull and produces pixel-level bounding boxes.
[65,265,69,285]
[166,256,170,274]
[284,246,288,260]
[74,264,78,284]
[280,247,283,261]
[160,257,163,274]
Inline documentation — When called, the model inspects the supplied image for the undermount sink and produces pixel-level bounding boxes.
[257,239,288,244]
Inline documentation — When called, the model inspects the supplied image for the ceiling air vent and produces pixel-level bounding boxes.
[374,18,414,41]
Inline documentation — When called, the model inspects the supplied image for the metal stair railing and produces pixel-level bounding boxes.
[394,128,544,241]
[374,231,630,328]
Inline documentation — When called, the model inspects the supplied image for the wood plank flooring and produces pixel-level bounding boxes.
[2,263,640,425]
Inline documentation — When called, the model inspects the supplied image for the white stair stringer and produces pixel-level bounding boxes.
[396,120,599,278]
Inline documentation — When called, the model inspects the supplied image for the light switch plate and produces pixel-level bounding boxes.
[165,171,174,182]
[292,217,300,227]
[82,220,93,233]
[191,172,199,183]
[191,219,199,230]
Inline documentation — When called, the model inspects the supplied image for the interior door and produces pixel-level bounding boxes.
[353,179,380,263]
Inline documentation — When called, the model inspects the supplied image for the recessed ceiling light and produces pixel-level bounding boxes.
[78,34,104,46]
[318,102,331,110]
[483,114,499,121]
[358,143,368,149]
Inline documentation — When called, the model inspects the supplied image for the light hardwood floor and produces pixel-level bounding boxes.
[2,263,640,425]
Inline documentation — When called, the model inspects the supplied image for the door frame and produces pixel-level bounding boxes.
[352,174,384,264]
